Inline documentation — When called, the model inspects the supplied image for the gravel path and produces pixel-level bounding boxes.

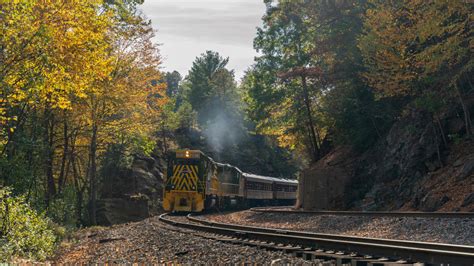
[54,215,310,264]
[204,210,474,245]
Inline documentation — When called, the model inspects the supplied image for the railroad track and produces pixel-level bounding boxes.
[159,213,474,265]
[250,207,474,218]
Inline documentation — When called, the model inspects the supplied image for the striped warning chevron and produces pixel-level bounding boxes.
[171,164,199,191]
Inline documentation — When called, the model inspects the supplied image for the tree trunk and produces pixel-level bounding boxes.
[70,132,84,226]
[162,120,168,153]
[305,123,316,158]
[58,116,69,194]
[431,120,442,166]
[72,159,85,226]
[370,116,382,139]
[301,75,320,161]
[44,107,56,206]
[435,115,447,147]
[26,108,39,201]
[88,123,98,225]
[455,83,472,136]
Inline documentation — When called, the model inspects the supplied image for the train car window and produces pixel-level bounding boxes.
[246,181,253,190]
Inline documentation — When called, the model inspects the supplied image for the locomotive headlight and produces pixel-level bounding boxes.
[185,150,190,158]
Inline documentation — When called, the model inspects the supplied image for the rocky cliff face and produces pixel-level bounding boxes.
[359,108,474,211]
[302,108,474,212]
[96,154,165,225]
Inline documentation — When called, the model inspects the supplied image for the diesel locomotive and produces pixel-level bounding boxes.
[163,149,298,212]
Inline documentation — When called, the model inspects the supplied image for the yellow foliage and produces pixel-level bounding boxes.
[360,0,472,97]
[1,0,114,133]
[1,0,167,163]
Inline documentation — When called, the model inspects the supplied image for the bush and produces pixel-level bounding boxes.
[47,186,78,229]
[0,187,57,261]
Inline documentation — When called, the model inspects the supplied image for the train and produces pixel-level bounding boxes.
[163,149,298,212]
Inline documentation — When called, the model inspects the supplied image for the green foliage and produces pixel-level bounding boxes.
[47,186,79,229]
[0,187,57,261]
[129,134,156,156]
[187,51,239,126]
[244,0,392,159]
[101,143,132,175]
[448,134,462,145]
[246,0,472,159]
[414,93,444,114]
[176,101,197,129]
[165,71,182,97]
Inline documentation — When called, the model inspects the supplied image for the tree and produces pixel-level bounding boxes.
[187,51,230,124]
[1,1,114,206]
[165,71,182,97]
[0,0,166,227]
[81,14,165,225]
[185,51,245,152]
[246,1,382,161]
[359,0,473,135]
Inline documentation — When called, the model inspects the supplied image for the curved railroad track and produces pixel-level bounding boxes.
[159,213,474,265]
[250,207,474,218]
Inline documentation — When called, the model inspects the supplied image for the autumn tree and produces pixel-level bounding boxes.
[359,0,473,137]
[1,1,114,206]
[0,0,166,226]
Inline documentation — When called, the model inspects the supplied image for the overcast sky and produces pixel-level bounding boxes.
[139,0,266,81]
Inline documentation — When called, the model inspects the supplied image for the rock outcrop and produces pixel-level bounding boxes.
[300,109,474,212]
[96,153,165,225]
[299,146,356,210]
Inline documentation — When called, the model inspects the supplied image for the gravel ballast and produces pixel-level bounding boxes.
[204,210,474,245]
[54,216,310,264]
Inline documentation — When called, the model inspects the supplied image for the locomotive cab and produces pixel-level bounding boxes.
[163,150,205,212]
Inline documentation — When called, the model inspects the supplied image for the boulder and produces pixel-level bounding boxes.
[456,158,474,180]
[461,193,474,207]
[299,146,356,210]
[419,193,450,211]
[96,153,165,225]
[96,197,149,226]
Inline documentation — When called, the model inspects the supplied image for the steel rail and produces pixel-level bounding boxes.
[187,215,473,253]
[159,213,474,265]
[250,207,474,218]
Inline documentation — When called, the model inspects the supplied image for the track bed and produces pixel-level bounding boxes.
[203,210,474,245]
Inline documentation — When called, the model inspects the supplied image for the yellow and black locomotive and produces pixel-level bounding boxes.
[163,149,297,212]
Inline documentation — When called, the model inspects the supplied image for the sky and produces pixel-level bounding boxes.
[139,0,266,81]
